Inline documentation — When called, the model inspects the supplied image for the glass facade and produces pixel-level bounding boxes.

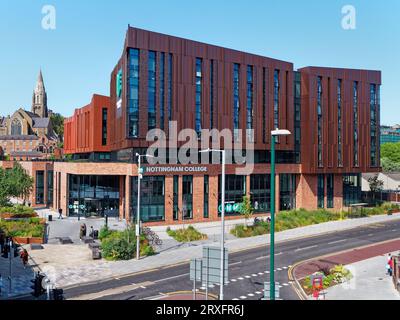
[273,69,280,131]
[127,48,140,138]
[182,176,193,219]
[353,81,359,167]
[317,76,323,167]
[233,63,240,141]
[195,58,202,137]
[343,174,361,206]
[102,108,107,146]
[246,65,254,141]
[263,68,267,143]
[370,84,378,166]
[317,174,324,208]
[204,175,209,218]
[250,174,270,213]
[337,79,343,167]
[173,175,179,220]
[210,60,214,129]
[35,171,45,205]
[280,174,296,211]
[327,174,334,208]
[131,176,165,222]
[294,72,301,163]
[168,53,173,123]
[47,170,53,205]
[218,175,246,216]
[148,51,157,131]
[160,52,165,130]
[68,175,120,217]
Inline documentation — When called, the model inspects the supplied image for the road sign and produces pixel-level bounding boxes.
[202,246,228,285]
[190,258,203,282]
[218,202,241,214]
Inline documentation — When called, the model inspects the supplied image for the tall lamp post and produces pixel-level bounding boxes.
[269,128,291,300]
[199,148,226,300]
[135,153,154,260]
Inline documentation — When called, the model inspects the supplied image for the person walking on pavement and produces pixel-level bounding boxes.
[387,254,393,276]
[58,208,63,220]
[0,273,3,297]
[20,249,29,269]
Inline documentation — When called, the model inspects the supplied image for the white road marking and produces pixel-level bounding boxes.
[328,239,347,245]
[255,291,262,295]
[238,277,244,280]
[245,276,251,278]
[248,293,255,297]
[240,296,247,299]
[229,261,242,266]
[256,256,268,260]
[265,271,270,274]
[282,283,289,286]
[368,233,374,236]
[277,268,282,271]
[232,298,239,300]
[231,279,237,282]
[154,273,188,283]
[252,274,258,277]
[392,229,397,232]
[258,272,264,275]
[295,245,318,252]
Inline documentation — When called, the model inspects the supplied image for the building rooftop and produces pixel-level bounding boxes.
[0,135,39,141]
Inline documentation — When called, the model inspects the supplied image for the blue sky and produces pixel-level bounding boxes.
[0,0,399,125]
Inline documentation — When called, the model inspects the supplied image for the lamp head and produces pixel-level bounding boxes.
[271,128,291,136]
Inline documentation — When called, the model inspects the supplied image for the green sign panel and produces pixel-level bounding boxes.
[116,68,123,99]
[218,202,242,213]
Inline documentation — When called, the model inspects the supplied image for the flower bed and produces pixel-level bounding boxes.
[0,205,37,219]
[0,217,45,244]
[166,226,208,242]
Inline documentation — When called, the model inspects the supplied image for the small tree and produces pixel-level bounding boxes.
[7,163,34,204]
[368,174,384,203]
[238,196,254,229]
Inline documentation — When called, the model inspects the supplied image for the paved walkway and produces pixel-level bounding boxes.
[25,212,400,289]
[324,254,400,300]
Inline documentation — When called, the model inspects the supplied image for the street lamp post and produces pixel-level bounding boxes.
[200,148,226,300]
[135,153,154,260]
[269,129,291,300]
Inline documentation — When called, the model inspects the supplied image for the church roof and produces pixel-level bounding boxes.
[10,151,44,158]
[32,117,50,128]
[0,135,39,141]
[0,117,5,127]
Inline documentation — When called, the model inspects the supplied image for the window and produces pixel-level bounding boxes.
[246,65,254,142]
[127,48,140,138]
[173,176,179,220]
[11,118,22,136]
[250,174,270,213]
[353,81,359,167]
[327,174,334,208]
[218,175,246,216]
[102,108,107,146]
[317,174,324,208]
[182,176,193,219]
[280,174,296,211]
[160,53,165,130]
[317,77,323,167]
[204,175,209,218]
[233,63,240,141]
[370,84,378,166]
[294,72,301,163]
[148,51,157,131]
[210,60,214,129]
[168,53,173,123]
[273,70,280,130]
[36,171,45,205]
[47,170,54,205]
[263,68,268,143]
[343,174,361,206]
[131,176,165,222]
[337,79,343,167]
[195,58,202,137]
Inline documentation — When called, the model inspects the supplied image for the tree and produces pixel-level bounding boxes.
[238,196,254,229]
[368,175,384,192]
[50,113,65,142]
[0,163,34,205]
[381,157,400,173]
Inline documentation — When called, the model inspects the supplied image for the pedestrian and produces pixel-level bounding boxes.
[0,232,4,254]
[387,254,393,276]
[58,208,63,220]
[20,249,29,268]
[0,273,3,297]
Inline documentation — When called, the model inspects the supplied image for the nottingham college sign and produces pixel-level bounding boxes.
[144,166,208,174]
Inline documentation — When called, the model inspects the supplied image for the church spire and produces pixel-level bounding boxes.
[32,69,48,118]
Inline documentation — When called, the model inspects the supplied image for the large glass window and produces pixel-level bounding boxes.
[317,77,323,167]
[131,176,165,222]
[168,53,173,123]
[195,58,202,137]
[11,119,22,136]
[210,60,214,129]
[173,175,179,220]
[47,170,53,205]
[327,174,334,208]
[263,68,268,143]
[294,72,301,163]
[246,65,254,141]
[148,51,157,131]
[127,48,140,138]
[102,108,107,146]
[218,175,246,216]
[250,174,270,213]
[160,53,165,130]
[182,176,193,219]
[317,174,324,208]
[233,63,240,141]
[343,174,361,206]
[370,84,378,167]
[274,70,280,130]
[204,175,209,218]
[353,81,359,167]
[337,79,343,167]
[36,171,45,205]
[280,174,296,211]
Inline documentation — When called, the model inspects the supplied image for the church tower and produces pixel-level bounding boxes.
[32,70,48,118]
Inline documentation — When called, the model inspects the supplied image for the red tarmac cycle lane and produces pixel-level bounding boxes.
[294,238,400,280]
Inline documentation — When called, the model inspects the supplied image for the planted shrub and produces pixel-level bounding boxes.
[167,225,207,242]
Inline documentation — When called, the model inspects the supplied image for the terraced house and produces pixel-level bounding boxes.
[1,26,382,225]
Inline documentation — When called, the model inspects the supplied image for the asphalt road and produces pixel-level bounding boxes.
[63,219,400,300]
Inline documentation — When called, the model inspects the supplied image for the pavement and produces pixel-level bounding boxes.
[26,211,400,291]
[324,254,400,300]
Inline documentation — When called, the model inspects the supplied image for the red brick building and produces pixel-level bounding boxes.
[2,27,382,225]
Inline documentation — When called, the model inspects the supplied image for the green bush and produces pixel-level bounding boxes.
[99,225,114,240]
[0,205,36,215]
[167,225,207,242]
[0,219,44,238]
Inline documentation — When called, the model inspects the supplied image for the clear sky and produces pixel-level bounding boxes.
[0,0,399,125]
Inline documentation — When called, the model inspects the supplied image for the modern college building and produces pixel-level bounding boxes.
[0,26,382,226]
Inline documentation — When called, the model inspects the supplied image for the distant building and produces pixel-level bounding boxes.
[362,172,400,192]
[381,125,400,144]
[0,71,59,160]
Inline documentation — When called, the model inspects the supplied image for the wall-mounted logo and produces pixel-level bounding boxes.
[116,68,123,111]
